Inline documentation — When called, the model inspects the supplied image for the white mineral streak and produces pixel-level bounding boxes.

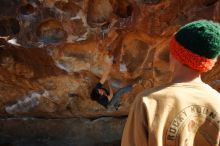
[7,38,21,46]
[54,60,71,73]
[5,91,49,114]
[119,63,128,72]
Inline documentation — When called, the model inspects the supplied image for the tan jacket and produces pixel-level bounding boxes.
[121,82,220,146]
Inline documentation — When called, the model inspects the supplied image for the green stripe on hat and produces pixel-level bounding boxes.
[175,20,220,59]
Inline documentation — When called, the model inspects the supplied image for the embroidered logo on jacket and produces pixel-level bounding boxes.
[165,105,220,146]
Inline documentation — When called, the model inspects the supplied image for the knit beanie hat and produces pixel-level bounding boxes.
[170,20,220,72]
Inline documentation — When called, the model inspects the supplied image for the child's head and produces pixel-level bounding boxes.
[170,20,220,72]
[91,88,109,100]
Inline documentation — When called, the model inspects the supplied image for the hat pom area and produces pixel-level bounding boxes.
[170,20,220,72]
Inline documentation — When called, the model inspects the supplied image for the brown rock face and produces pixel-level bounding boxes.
[36,19,67,44]
[87,0,113,27]
[19,3,36,15]
[0,0,219,145]
[0,117,125,146]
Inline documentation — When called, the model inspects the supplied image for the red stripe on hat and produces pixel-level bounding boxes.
[170,37,215,72]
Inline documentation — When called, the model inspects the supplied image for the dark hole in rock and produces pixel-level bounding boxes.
[0,0,18,16]
[10,19,20,35]
[0,143,13,146]
[0,18,20,36]
[0,23,7,36]
[68,93,78,98]
[54,1,81,16]
[203,0,218,6]
[64,52,90,61]
[66,105,72,111]
[87,0,113,27]
[19,3,35,15]
[143,0,160,4]
[39,28,67,44]
[37,19,67,44]
[0,47,4,53]
[0,0,16,8]
[28,0,41,5]
[113,1,133,18]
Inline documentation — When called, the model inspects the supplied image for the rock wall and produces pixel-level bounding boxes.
[0,0,220,145]
[0,117,125,146]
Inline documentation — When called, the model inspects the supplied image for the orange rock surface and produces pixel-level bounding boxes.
[0,0,219,118]
[0,0,219,145]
